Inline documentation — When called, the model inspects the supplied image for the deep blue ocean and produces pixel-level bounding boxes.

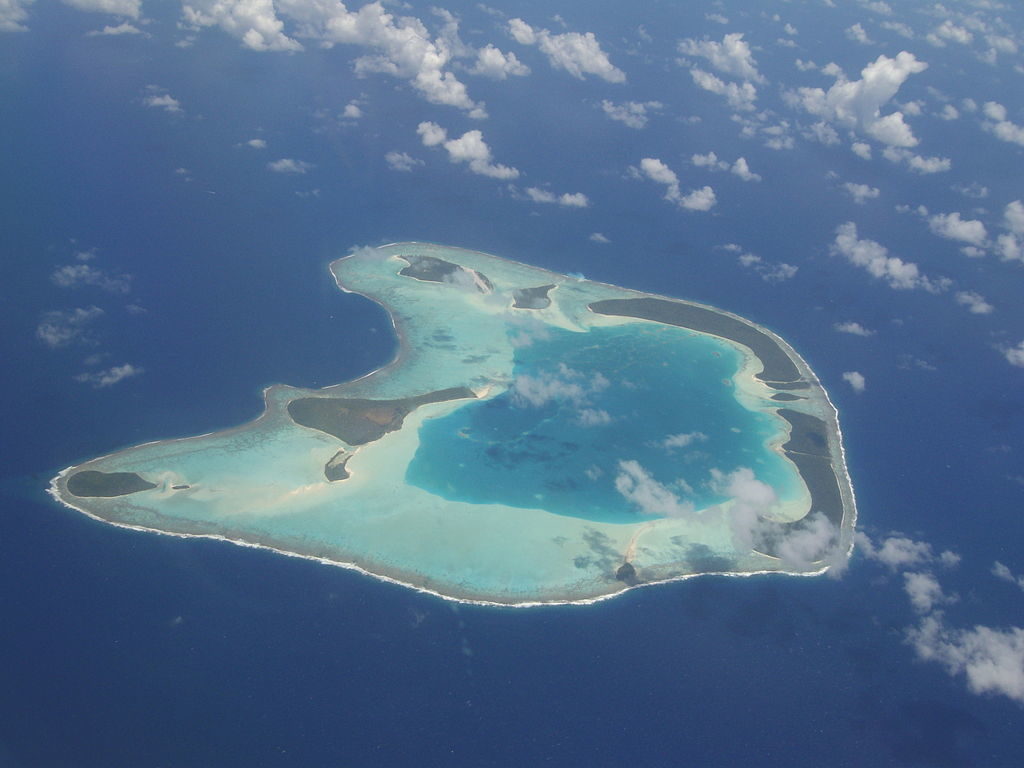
[3,1,1024,766]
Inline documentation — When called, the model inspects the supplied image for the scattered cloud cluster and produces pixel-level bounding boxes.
[384,150,422,172]
[74,363,144,388]
[51,262,131,293]
[615,460,695,518]
[981,102,1024,147]
[635,158,716,211]
[510,364,610,427]
[600,99,662,129]
[834,321,875,337]
[267,158,313,174]
[1,0,32,32]
[36,306,105,348]
[842,182,879,204]
[831,222,948,292]
[842,371,866,393]
[691,152,761,182]
[523,187,589,208]
[418,122,518,179]
[787,52,927,146]
[678,32,763,112]
[64,0,141,19]
[508,18,625,83]
[992,562,1024,591]
[856,533,991,677]
[180,1,491,115]
[997,200,1024,262]
[143,85,182,114]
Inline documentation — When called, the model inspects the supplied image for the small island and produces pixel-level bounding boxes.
[50,243,857,606]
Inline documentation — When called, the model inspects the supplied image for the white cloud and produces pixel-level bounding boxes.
[52,263,131,293]
[882,147,951,173]
[74,363,143,388]
[267,158,313,174]
[730,157,761,182]
[679,186,717,211]
[705,13,728,25]
[578,408,611,427]
[714,467,776,549]
[62,0,140,18]
[524,187,590,208]
[807,121,840,145]
[384,150,421,172]
[906,614,1024,704]
[417,123,519,180]
[834,321,875,336]
[659,431,708,451]
[998,201,1024,262]
[181,0,300,52]
[904,572,951,613]
[690,68,757,111]
[1005,200,1024,234]
[928,212,987,247]
[776,513,846,573]
[992,562,1024,591]
[678,32,764,82]
[831,222,947,292]
[1003,341,1024,367]
[786,52,927,147]
[938,104,959,121]
[737,252,797,283]
[954,290,993,314]
[851,141,872,159]
[842,371,866,393]
[880,21,914,38]
[510,365,607,409]
[843,182,880,204]
[183,1,488,115]
[692,151,727,170]
[589,233,610,244]
[638,157,680,199]
[86,22,144,36]
[860,0,892,14]
[856,531,958,571]
[342,101,362,119]
[845,23,872,45]
[470,44,529,79]
[1,0,33,32]
[926,21,973,47]
[36,306,104,348]
[600,99,662,129]
[507,18,625,83]
[143,86,182,113]
[982,101,1024,147]
[615,460,695,518]
[416,121,447,147]
[245,138,267,149]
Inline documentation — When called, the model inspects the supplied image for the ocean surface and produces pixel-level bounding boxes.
[3,1,1024,765]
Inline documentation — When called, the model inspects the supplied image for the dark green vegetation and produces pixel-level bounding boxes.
[589,298,801,383]
[324,449,354,482]
[397,255,493,292]
[512,285,555,309]
[289,387,477,445]
[67,470,157,497]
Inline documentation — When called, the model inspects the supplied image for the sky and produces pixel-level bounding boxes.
[2,0,1023,766]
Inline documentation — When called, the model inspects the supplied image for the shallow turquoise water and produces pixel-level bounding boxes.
[407,323,795,524]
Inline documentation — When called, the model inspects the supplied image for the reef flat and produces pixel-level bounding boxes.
[50,243,857,605]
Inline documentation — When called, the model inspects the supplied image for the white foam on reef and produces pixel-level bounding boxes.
[48,242,857,605]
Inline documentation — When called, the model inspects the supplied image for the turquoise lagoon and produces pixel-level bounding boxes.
[50,243,857,605]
